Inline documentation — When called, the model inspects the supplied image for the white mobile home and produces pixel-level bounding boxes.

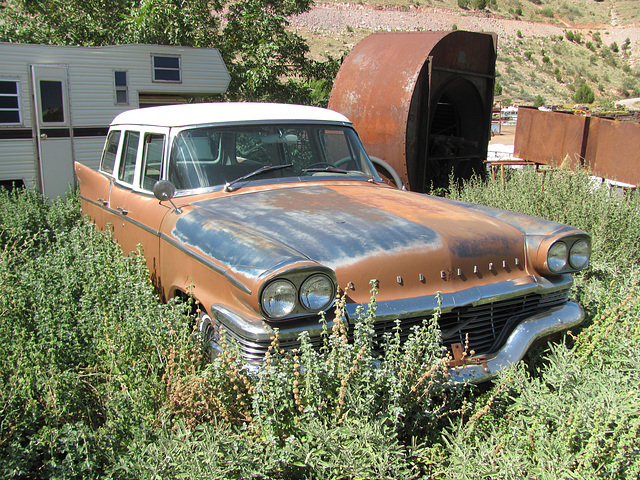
[0,43,230,198]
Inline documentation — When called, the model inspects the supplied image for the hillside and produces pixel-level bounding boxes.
[290,0,640,107]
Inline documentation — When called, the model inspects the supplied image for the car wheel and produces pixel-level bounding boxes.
[197,311,220,362]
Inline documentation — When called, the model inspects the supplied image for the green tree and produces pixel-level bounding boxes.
[0,0,337,105]
[533,94,545,107]
[574,83,595,104]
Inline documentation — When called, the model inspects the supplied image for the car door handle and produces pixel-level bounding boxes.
[97,197,108,206]
[116,206,128,215]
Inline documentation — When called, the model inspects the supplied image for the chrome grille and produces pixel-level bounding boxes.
[373,289,571,356]
[214,289,571,361]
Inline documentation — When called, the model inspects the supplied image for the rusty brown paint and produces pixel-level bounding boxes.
[329,31,497,192]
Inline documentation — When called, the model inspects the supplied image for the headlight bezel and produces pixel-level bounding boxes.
[261,278,297,319]
[537,234,591,275]
[569,238,590,270]
[259,268,336,320]
[547,241,568,273]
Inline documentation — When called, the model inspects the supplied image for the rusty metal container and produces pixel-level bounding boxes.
[587,116,640,186]
[328,31,497,191]
[514,107,588,170]
[514,107,640,186]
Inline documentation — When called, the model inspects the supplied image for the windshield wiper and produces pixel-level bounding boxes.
[302,166,351,174]
[302,166,376,181]
[223,164,294,192]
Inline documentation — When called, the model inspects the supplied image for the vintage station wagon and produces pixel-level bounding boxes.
[74,103,590,381]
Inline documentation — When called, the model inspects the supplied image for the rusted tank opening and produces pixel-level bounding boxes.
[426,78,486,190]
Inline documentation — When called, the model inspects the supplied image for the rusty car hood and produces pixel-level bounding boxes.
[170,183,566,300]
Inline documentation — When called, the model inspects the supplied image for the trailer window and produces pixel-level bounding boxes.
[0,80,21,125]
[39,80,64,123]
[114,71,128,105]
[100,130,121,175]
[118,131,140,185]
[152,55,181,82]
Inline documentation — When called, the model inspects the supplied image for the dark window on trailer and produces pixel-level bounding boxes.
[115,71,128,105]
[152,55,181,82]
[0,80,21,124]
[39,80,64,123]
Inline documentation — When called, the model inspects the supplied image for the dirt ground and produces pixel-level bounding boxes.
[489,123,516,146]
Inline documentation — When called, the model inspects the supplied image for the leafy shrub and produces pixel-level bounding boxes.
[0,187,195,478]
[533,94,545,107]
[540,7,555,17]
[574,82,595,103]
[3,168,640,478]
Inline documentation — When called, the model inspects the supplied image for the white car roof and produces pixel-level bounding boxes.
[111,102,351,128]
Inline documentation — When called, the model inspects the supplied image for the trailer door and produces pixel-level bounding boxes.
[30,64,74,199]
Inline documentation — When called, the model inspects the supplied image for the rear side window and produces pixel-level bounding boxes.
[100,130,121,175]
[118,131,140,185]
[141,133,165,190]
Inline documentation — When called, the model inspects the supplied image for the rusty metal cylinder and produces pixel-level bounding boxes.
[329,31,497,191]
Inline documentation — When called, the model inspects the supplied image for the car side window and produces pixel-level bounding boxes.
[141,133,165,191]
[118,131,140,185]
[100,130,121,175]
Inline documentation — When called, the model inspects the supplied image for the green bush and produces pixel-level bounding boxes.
[3,167,640,478]
[0,187,195,478]
[574,82,596,103]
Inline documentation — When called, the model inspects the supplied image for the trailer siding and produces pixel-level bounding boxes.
[0,43,229,197]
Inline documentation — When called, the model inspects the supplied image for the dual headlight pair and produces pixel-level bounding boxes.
[261,272,335,320]
[547,237,590,273]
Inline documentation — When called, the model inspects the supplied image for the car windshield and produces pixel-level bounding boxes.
[167,124,380,190]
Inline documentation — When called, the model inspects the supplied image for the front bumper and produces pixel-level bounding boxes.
[448,300,583,382]
[209,275,584,382]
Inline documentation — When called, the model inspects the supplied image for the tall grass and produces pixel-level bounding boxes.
[1,166,639,478]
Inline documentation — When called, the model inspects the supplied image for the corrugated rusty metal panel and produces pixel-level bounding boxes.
[589,117,640,186]
[514,107,587,169]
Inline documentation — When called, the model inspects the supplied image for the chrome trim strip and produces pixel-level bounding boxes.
[157,231,252,294]
[344,274,573,322]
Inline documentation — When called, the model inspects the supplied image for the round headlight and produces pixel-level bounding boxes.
[569,239,590,270]
[300,274,334,311]
[262,279,296,318]
[548,241,568,273]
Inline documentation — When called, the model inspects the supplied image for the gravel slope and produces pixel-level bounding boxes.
[290,2,639,65]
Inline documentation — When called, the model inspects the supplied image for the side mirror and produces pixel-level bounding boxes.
[153,180,175,201]
[153,180,182,214]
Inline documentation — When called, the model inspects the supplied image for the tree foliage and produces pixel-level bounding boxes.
[574,82,595,104]
[0,0,338,104]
